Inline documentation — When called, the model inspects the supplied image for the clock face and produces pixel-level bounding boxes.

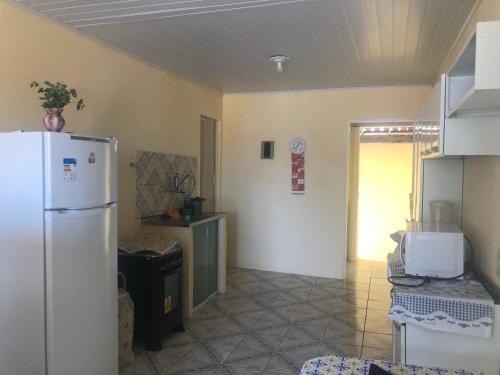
[289,138,306,154]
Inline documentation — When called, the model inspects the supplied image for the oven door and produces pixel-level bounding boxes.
[159,262,183,317]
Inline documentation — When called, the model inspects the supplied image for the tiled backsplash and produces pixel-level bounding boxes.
[136,150,197,217]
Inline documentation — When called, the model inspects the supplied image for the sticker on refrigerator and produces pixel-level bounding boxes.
[63,158,78,182]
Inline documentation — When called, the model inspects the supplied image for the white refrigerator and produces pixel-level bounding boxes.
[0,132,118,375]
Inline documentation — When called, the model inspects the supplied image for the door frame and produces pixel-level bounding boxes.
[345,120,414,263]
[200,115,222,212]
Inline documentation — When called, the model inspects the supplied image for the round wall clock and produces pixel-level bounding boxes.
[289,137,306,154]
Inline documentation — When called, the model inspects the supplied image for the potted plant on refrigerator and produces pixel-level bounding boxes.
[30,80,85,132]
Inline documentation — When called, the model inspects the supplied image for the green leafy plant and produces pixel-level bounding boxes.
[30,80,85,110]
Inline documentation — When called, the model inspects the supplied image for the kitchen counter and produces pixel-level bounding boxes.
[141,212,226,227]
[141,212,227,319]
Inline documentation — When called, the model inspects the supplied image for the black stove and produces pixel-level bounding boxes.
[118,247,184,351]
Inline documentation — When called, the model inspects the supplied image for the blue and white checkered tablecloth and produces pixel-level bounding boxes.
[301,355,482,375]
[387,254,494,337]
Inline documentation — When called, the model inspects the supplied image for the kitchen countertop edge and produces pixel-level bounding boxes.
[141,212,227,228]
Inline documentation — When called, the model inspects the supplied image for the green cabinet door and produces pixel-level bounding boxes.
[193,220,219,308]
[206,220,219,297]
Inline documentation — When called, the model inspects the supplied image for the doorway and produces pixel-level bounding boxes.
[200,116,217,212]
[347,123,413,262]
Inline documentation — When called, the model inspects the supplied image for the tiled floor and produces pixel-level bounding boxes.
[121,260,393,375]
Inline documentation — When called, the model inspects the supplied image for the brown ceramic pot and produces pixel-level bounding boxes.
[42,108,65,132]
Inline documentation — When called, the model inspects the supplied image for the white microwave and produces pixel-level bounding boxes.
[402,222,464,278]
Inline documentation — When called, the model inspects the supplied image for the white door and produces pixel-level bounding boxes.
[200,116,217,212]
[45,206,118,375]
[44,133,117,209]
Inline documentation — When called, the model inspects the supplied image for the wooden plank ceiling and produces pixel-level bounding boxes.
[16,0,477,93]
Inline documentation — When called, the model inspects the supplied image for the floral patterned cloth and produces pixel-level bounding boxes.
[301,355,482,375]
[119,234,178,255]
[118,288,135,368]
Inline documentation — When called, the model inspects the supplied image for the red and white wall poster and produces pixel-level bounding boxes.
[291,152,305,194]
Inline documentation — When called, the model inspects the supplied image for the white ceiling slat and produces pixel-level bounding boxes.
[401,0,428,84]
[392,0,410,84]
[374,0,394,85]
[18,0,477,92]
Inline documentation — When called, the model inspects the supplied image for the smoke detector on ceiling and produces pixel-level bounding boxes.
[268,55,290,72]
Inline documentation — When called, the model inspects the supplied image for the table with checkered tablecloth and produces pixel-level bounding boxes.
[387,253,494,338]
[301,355,482,375]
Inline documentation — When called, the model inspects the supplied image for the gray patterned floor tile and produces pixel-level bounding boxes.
[167,343,218,373]
[263,354,297,374]
[269,276,310,290]
[315,277,344,286]
[229,309,266,329]
[295,304,331,321]
[131,263,400,375]
[191,303,226,321]
[329,316,365,331]
[335,296,368,309]
[294,317,329,340]
[120,353,158,375]
[341,281,370,292]
[187,317,226,339]
[214,367,233,375]
[236,281,278,295]
[285,286,313,301]
[331,306,367,322]
[227,271,260,285]
[364,318,392,335]
[252,291,299,308]
[307,287,334,301]
[225,335,270,362]
[212,289,245,302]
[344,274,371,284]
[251,310,289,330]
[162,331,198,347]
[278,344,321,370]
[213,297,263,314]
[204,334,245,362]
[278,326,318,350]
[206,317,246,339]
[362,332,392,350]
[294,275,318,285]
[270,303,303,323]
[361,347,393,361]
[252,270,292,280]
[318,342,362,358]
[150,344,196,373]
[252,325,289,350]
[224,365,262,375]
[226,354,272,372]
[323,327,364,346]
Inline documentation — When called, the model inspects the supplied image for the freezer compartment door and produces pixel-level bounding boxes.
[45,206,118,375]
[44,133,117,209]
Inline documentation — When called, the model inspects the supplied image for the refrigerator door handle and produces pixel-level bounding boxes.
[47,202,118,213]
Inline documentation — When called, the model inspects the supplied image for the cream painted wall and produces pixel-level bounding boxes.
[0,1,222,238]
[222,87,430,278]
[462,157,500,288]
[357,143,413,262]
[439,0,500,288]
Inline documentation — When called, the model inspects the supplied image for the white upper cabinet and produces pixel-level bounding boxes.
[417,74,500,157]
[446,21,500,117]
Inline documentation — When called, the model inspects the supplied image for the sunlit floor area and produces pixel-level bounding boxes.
[121,260,392,375]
